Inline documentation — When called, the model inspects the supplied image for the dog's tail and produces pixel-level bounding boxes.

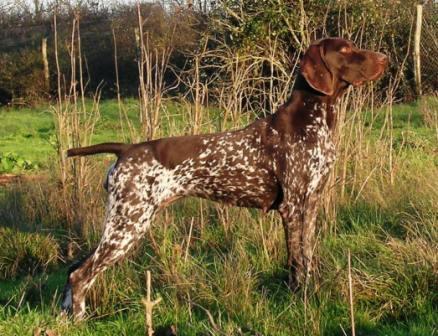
[67,143,129,158]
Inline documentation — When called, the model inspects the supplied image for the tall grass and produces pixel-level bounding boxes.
[52,12,104,240]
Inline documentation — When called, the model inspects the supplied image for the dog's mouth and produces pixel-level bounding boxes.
[343,75,366,87]
[368,66,386,81]
[346,65,386,87]
[343,54,388,87]
[351,79,365,86]
[368,56,388,82]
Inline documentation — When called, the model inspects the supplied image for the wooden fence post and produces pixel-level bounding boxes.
[42,37,50,92]
[413,4,423,97]
[142,270,162,336]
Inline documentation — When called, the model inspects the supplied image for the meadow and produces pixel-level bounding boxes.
[0,97,436,335]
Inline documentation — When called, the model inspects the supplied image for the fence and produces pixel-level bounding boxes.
[420,1,438,94]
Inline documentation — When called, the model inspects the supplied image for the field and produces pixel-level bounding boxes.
[0,98,437,335]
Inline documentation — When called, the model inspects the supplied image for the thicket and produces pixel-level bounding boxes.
[0,1,201,103]
[0,0,435,105]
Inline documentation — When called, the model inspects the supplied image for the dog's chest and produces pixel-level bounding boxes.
[284,117,336,195]
[306,123,336,194]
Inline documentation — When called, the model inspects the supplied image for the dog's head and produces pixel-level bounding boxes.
[300,37,388,96]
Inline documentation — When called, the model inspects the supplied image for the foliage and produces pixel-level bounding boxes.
[0,0,434,104]
[0,152,37,173]
[0,49,48,102]
[212,0,298,48]
[212,0,419,100]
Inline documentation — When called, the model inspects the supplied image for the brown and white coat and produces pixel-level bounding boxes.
[62,37,388,319]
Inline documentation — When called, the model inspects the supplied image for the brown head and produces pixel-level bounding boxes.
[300,37,388,96]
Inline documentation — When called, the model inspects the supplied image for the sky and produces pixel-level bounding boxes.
[0,0,162,11]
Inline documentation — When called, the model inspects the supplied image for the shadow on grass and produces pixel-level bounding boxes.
[257,266,290,295]
[0,266,67,310]
[0,181,73,314]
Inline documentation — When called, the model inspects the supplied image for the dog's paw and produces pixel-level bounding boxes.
[60,283,73,314]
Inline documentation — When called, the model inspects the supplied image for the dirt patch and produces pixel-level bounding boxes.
[0,174,20,185]
[0,174,43,186]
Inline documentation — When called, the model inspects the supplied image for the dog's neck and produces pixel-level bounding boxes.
[273,74,347,132]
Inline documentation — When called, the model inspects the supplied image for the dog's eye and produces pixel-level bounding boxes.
[339,46,351,53]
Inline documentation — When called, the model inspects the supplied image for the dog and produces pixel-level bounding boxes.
[61,37,387,319]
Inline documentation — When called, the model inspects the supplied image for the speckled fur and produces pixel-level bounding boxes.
[61,38,387,319]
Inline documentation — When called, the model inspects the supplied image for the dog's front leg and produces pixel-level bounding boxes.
[279,194,306,290]
[278,190,321,290]
[300,192,321,284]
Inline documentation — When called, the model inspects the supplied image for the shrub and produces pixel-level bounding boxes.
[0,152,37,173]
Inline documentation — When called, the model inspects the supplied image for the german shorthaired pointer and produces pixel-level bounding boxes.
[62,38,387,319]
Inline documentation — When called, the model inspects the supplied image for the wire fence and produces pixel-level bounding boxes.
[421,1,438,93]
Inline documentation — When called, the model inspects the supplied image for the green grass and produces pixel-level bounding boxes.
[0,101,129,171]
[0,106,55,169]
[0,227,60,280]
[0,98,436,173]
[0,201,435,335]
[0,98,437,335]
[0,99,230,173]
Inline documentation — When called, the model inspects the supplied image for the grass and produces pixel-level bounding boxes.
[0,99,229,173]
[0,227,60,280]
[0,98,436,172]
[0,98,437,335]
[0,101,130,170]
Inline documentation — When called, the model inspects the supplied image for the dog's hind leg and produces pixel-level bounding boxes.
[61,188,157,320]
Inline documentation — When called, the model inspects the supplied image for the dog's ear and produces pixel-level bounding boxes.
[300,42,334,96]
